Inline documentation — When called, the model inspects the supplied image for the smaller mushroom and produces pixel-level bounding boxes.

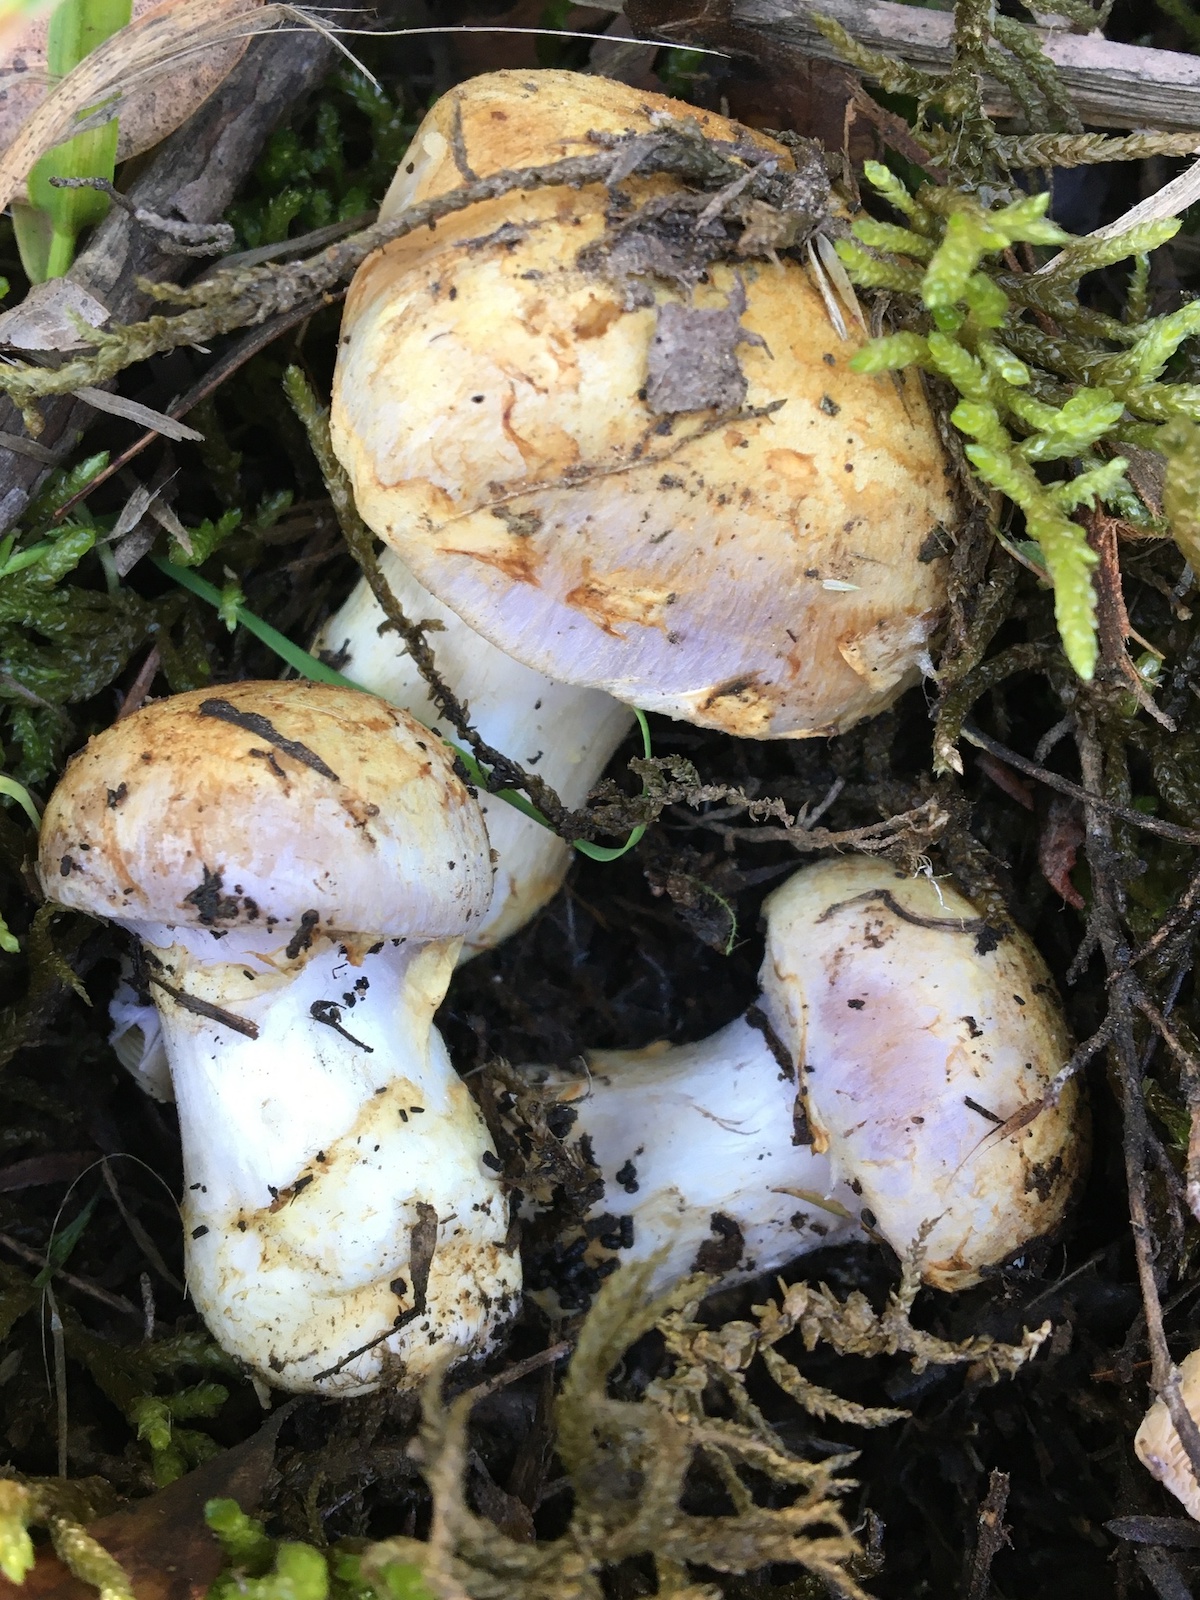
[523,856,1084,1301]
[1135,1352,1200,1519]
[38,681,519,1394]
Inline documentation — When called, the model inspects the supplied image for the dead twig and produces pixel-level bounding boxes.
[965,1469,1011,1600]
[1074,709,1200,1514]
[961,723,1200,847]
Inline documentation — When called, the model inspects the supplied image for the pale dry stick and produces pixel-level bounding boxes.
[691,0,1200,133]
[1075,713,1200,1508]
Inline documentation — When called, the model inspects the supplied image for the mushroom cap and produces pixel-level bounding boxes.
[331,70,956,740]
[758,855,1085,1289]
[1135,1350,1200,1519]
[38,681,492,942]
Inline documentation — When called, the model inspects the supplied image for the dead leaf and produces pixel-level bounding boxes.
[1038,793,1086,911]
[645,278,769,414]
[0,276,108,350]
[0,0,269,216]
[0,1405,292,1600]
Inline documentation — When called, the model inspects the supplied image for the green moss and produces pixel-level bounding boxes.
[226,69,413,250]
[835,166,1198,681]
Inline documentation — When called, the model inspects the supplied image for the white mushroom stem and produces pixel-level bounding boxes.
[526,856,1086,1300]
[523,1015,860,1301]
[142,926,515,1394]
[315,548,634,954]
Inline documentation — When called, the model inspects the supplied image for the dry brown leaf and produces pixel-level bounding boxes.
[1038,793,1086,911]
[0,1407,290,1600]
[0,0,270,214]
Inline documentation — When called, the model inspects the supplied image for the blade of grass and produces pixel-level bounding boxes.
[0,775,41,827]
[152,558,649,858]
[12,0,131,281]
[35,1189,100,1288]
[573,709,651,862]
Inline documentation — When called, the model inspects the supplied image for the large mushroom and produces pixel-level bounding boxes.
[321,68,957,951]
[38,681,520,1394]
[521,856,1085,1303]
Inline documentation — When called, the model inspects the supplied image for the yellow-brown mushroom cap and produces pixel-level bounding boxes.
[37,682,492,941]
[331,70,957,739]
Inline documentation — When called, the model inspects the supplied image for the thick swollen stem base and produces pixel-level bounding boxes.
[524,1014,861,1299]
[143,927,519,1394]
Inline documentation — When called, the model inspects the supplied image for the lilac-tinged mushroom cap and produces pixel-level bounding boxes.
[331,70,956,740]
[758,855,1085,1289]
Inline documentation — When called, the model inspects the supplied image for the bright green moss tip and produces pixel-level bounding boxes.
[836,160,1183,681]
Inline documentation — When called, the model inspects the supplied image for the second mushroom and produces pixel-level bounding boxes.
[38,681,520,1394]
[518,856,1085,1304]
[320,68,957,953]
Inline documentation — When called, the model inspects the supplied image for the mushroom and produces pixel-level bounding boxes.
[38,680,520,1394]
[522,856,1084,1302]
[1135,1352,1200,1519]
[314,554,634,953]
[323,67,956,947]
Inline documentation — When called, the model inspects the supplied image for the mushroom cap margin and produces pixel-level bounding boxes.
[758,854,1086,1288]
[37,681,494,941]
[1135,1349,1200,1520]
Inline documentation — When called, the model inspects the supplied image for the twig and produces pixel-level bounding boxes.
[280,368,577,828]
[115,645,162,720]
[1121,860,1200,975]
[99,1158,182,1292]
[684,800,948,853]
[47,177,235,257]
[705,0,1200,133]
[0,124,820,420]
[1074,711,1200,1511]
[965,1469,1010,1600]
[457,1340,573,1404]
[960,723,1200,846]
[0,1230,140,1318]
[53,295,332,521]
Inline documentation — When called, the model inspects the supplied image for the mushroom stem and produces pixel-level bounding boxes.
[524,1015,859,1303]
[315,547,635,953]
[526,856,1086,1300]
[150,927,514,1394]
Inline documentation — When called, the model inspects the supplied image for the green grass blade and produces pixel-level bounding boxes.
[153,559,650,861]
[15,0,132,281]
